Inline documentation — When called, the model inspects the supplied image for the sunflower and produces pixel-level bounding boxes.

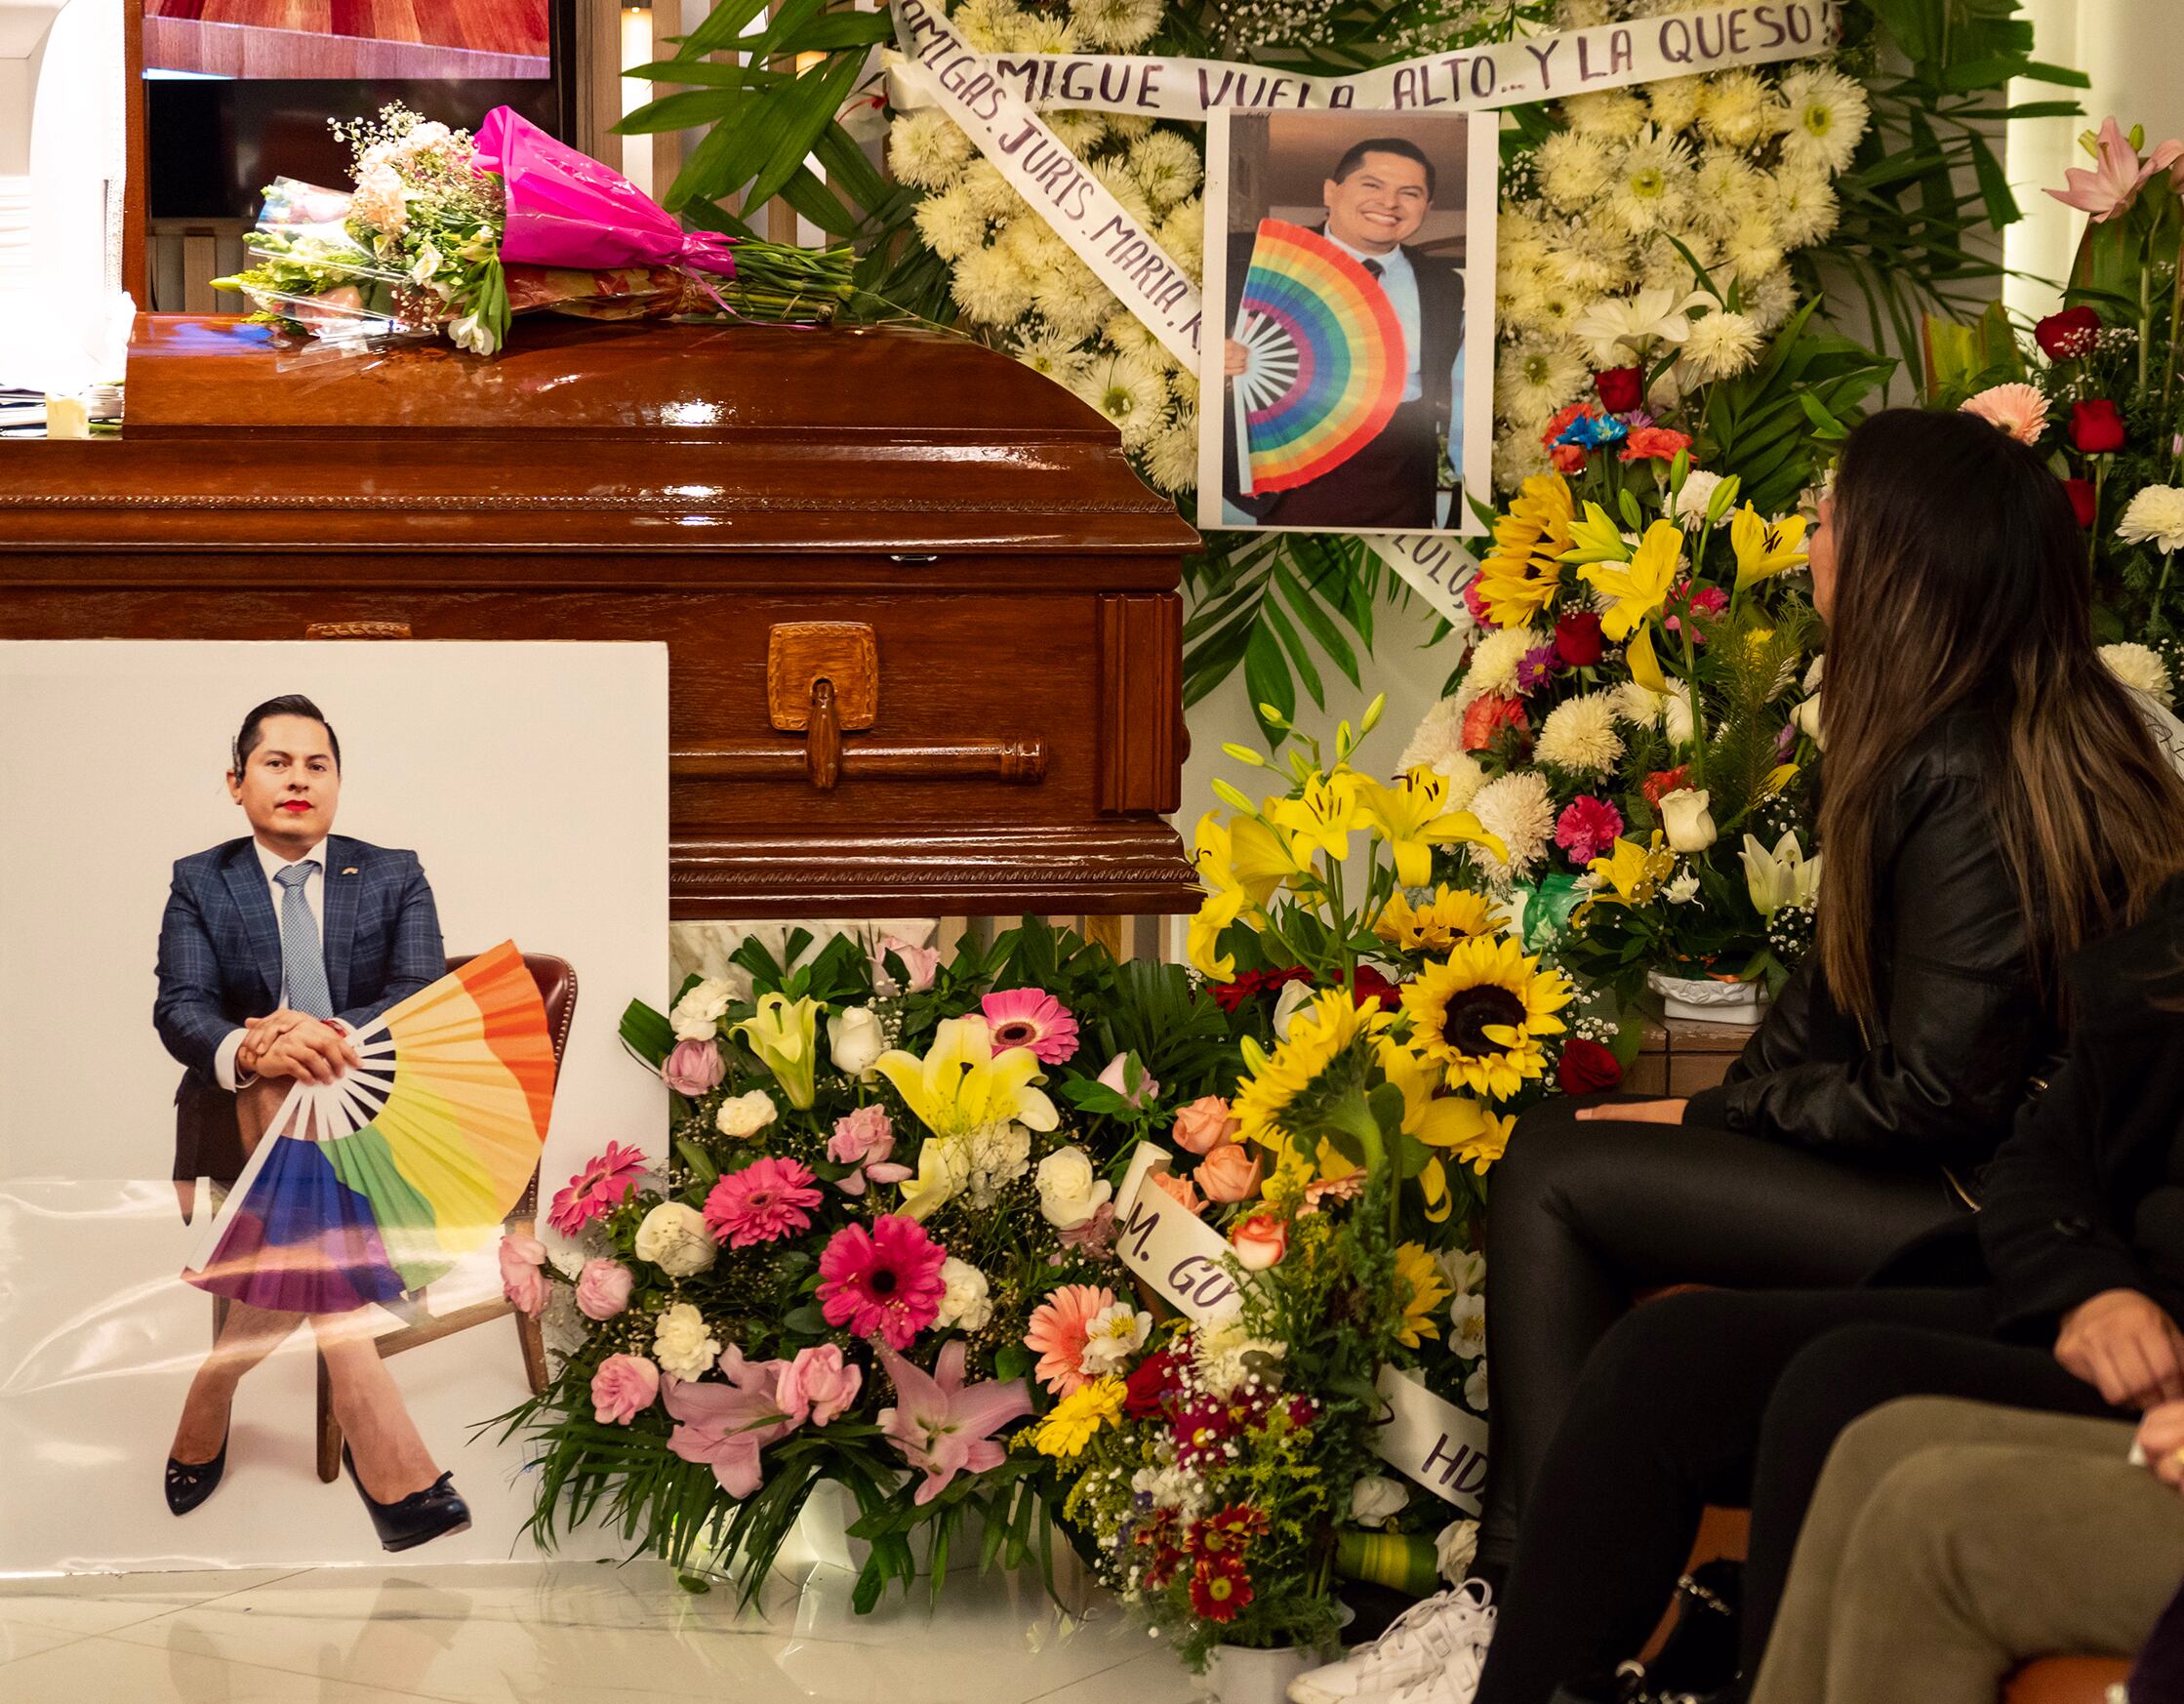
[1476,473,1576,628]
[1233,988,1395,1156]
[1400,937,1574,1101]
[1394,1241,1452,1349]
[1375,884,1501,954]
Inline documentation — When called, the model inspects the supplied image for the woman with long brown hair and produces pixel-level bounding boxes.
[1292,408,2184,1704]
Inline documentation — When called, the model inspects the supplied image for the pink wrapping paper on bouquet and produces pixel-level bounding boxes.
[474,106,738,280]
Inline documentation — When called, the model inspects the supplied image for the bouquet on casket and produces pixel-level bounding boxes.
[214,104,853,354]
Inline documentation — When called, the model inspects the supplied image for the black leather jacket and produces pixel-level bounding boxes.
[1685,707,2060,1175]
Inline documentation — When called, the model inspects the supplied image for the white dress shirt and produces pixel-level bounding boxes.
[212,836,329,1091]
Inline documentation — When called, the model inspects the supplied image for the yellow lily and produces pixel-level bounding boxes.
[1188,884,1249,982]
[1356,766,1510,888]
[896,1136,971,1222]
[1624,622,1668,693]
[1195,808,1308,907]
[732,993,821,1110]
[1585,832,1677,907]
[1729,505,1808,590]
[872,1016,1059,1140]
[1268,769,1362,866]
[1559,500,1634,565]
[1578,519,1683,640]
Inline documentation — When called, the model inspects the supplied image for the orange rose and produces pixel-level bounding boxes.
[1149,1168,1207,1217]
[1231,1212,1289,1270]
[1172,1094,1240,1156]
[1195,1141,1264,1203]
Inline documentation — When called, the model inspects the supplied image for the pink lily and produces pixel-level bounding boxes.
[873,1337,1033,1506]
[662,1346,797,1498]
[2046,117,2184,223]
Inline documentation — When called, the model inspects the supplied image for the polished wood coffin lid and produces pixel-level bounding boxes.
[0,315,1203,917]
[7,315,1194,565]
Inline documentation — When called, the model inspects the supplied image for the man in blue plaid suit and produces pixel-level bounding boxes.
[154,696,465,1540]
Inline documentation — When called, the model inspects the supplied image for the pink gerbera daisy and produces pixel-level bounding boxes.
[703,1156,823,1248]
[817,1215,948,1349]
[546,1141,648,1237]
[1024,1283,1114,1396]
[979,988,1080,1065]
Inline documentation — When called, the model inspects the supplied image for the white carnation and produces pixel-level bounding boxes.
[1674,469,1727,529]
[669,977,733,1041]
[934,1257,994,1332]
[1469,770,1557,885]
[714,1088,779,1139]
[1535,693,1626,778]
[652,1301,721,1381]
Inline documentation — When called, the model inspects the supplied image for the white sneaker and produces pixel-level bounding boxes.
[1286,1582,1496,1704]
[1386,1640,1487,1704]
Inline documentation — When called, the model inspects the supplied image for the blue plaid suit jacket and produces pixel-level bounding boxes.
[154,833,445,1181]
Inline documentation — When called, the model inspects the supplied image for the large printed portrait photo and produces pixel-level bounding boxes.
[0,641,666,1573]
[1198,109,1498,538]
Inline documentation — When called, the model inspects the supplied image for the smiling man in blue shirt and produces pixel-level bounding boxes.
[1222,136,1466,531]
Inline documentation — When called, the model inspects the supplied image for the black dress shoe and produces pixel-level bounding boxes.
[342,1443,472,1552]
[164,1431,229,1517]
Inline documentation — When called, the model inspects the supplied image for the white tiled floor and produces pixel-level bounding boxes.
[0,1561,1213,1704]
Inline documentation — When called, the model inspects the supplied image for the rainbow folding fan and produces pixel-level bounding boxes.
[184,941,556,1316]
[1229,220,1407,496]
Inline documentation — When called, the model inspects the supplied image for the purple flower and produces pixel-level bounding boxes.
[1516,644,1563,695]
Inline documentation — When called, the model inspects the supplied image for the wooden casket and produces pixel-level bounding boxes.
[0,315,1202,917]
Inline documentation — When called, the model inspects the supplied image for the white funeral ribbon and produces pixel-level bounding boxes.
[890,0,1835,611]
[1374,1364,1491,1512]
[1112,1141,1247,1322]
[889,0,1840,120]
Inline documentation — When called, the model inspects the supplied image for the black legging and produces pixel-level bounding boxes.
[1472,1285,2123,1704]
[1478,1096,1969,1570]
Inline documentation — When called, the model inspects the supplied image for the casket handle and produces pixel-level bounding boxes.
[807,678,843,790]
[305,621,413,640]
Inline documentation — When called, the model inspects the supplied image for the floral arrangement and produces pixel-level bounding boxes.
[1397,418,1825,1007]
[1934,118,2184,685]
[214,103,853,354]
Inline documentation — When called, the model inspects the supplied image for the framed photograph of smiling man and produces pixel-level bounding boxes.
[0,640,665,1574]
[1198,108,1498,538]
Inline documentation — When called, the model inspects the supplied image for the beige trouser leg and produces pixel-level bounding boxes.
[1750,1396,2184,1704]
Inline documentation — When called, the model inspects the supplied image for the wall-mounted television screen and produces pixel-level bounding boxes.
[144,1,552,80]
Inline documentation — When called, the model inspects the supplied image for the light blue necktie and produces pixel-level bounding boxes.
[273,862,334,1020]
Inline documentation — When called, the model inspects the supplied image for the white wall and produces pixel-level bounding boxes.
[2005,0,2184,318]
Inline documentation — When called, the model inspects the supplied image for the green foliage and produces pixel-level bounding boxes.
[1694,302,1897,514]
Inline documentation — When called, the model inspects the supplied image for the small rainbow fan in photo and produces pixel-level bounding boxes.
[1230,220,1407,495]
[184,941,556,1317]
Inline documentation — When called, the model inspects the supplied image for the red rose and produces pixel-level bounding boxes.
[2035,306,2101,361]
[2064,475,2097,529]
[1595,365,1643,413]
[1124,1348,1182,1420]
[1555,610,1604,667]
[2071,399,2127,454]
[1462,693,1529,752]
[1557,1036,1624,1095]
[1640,765,1692,809]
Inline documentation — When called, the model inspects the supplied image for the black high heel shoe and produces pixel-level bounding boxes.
[342,1443,471,1553]
[164,1428,229,1517]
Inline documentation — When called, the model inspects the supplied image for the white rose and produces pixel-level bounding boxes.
[827,1006,887,1078]
[1658,788,1718,853]
[933,1256,993,1331]
[1350,1474,1411,1525]
[1035,1146,1112,1230]
[1673,469,1725,530]
[1271,978,1314,1041]
[652,1301,722,1381]
[714,1089,778,1139]
[633,1201,717,1277]
[1794,694,1824,747]
[1436,1518,1480,1584]
[670,977,734,1042]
